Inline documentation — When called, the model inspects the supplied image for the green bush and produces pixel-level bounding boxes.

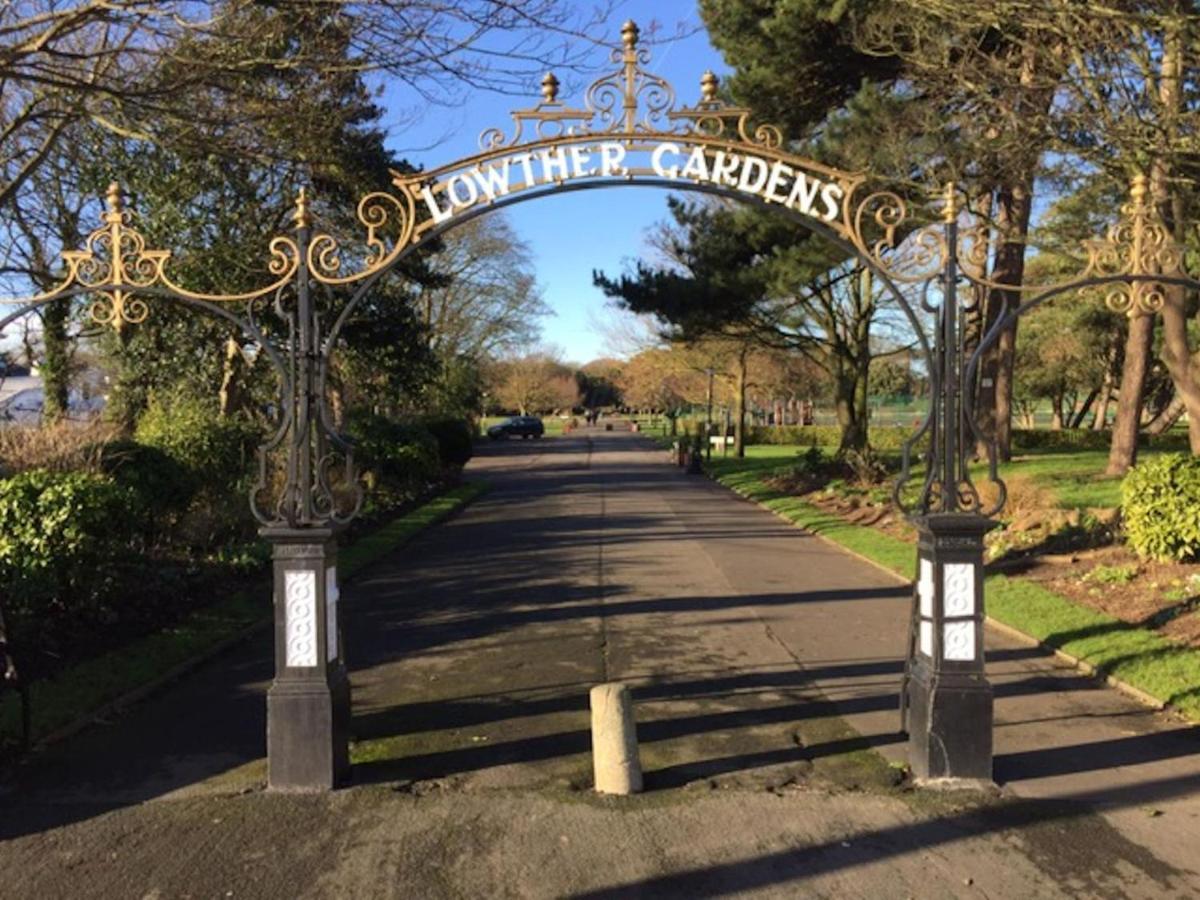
[1122,453,1200,561]
[347,414,441,507]
[0,470,132,629]
[93,438,195,531]
[423,416,474,467]
[134,394,261,487]
[133,395,263,547]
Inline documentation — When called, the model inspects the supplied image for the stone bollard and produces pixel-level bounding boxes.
[590,683,643,794]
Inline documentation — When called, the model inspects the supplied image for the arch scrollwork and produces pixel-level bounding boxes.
[305,188,417,287]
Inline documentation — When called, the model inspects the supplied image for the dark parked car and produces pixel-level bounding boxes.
[487,416,545,440]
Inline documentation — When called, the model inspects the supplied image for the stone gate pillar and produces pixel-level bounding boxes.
[905,513,995,783]
[263,527,350,790]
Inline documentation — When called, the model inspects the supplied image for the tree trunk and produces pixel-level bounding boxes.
[40,298,71,423]
[734,347,747,458]
[1050,396,1063,430]
[218,337,244,418]
[975,41,1048,461]
[1107,313,1155,475]
[833,361,867,454]
[1091,339,1119,430]
[1142,20,1200,453]
[976,184,1032,462]
[1148,16,1200,453]
[988,182,1034,461]
[1147,395,1185,435]
[1091,390,1111,430]
[1069,388,1099,429]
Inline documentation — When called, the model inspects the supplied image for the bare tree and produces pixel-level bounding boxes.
[418,215,548,360]
[0,1,614,210]
[491,351,579,415]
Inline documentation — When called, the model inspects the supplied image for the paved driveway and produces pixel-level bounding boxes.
[2,429,1197,898]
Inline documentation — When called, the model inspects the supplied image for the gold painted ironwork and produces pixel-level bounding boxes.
[1,182,299,332]
[1082,173,1181,316]
[0,23,1192,325]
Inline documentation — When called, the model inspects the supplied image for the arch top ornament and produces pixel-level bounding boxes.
[475,20,783,152]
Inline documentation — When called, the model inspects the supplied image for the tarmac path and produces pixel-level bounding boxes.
[2,428,1198,898]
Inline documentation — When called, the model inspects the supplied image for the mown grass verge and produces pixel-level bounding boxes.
[709,459,1200,722]
[0,480,489,749]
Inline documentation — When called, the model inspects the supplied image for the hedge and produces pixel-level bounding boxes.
[347,413,442,510]
[743,424,923,451]
[423,416,474,467]
[739,423,1192,454]
[0,470,134,654]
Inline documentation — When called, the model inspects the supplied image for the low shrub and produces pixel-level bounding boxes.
[423,416,474,467]
[347,413,441,510]
[134,394,261,488]
[94,438,195,529]
[1122,453,1200,561]
[1012,428,1191,452]
[744,424,925,453]
[0,470,133,653]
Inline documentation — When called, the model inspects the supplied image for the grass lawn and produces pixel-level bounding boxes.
[708,450,1200,723]
[0,481,489,751]
[720,443,1164,510]
[986,450,1150,509]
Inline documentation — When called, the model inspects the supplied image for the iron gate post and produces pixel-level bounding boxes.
[261,195,352,791]
[263,527,350,790]
[902,198,996,784]
[905,513,996,783]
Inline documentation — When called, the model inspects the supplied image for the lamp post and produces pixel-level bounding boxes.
[705,367,714,462]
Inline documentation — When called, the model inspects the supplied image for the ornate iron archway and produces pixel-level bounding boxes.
[2,21,1195,790]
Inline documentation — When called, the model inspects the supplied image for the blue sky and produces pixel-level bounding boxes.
[378,2,728,364]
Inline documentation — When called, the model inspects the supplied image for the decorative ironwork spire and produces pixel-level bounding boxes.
[104,181,123,219]
[619,20,641,132]
[293,186,312,230]
[942,182,959,224]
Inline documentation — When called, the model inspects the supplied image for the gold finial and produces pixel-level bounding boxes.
[105,182,123,214]
[621,19,639,50]
[541,71,560,104]
[700,70,719,103]
[293,186,311,229]
[943,181,959,224]
[1130,172,1148,204]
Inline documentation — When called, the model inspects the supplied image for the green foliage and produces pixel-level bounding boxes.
[0,470,131,633]
[744,424,921,452]
[1081,564,1138,586]
[423,417,474,467]
[93,438,195,531]
[131,394,262,546]
[134,394,261,487]
[1122,454,1200,561]
[348,414,441,509]
[1011,429,1189,452]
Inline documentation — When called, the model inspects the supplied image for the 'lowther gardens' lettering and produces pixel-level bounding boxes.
[418,139,845,227]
